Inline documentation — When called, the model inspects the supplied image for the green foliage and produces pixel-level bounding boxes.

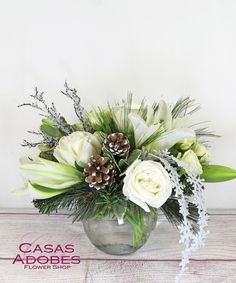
[25,90,215,241]
[201,164,236,182]
[127,149,142,164]
[33,182,127,222]
[195,127,220,138]
[171,97,200,119]
[39,150,57,162]
[126,204,157,247]
[87,107,118,134]
[40,118,66,138]
[87,94,150,148]
[112,93,133,135]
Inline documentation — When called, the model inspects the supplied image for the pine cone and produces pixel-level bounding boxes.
[104,132,130,157]
[84,155,116,190]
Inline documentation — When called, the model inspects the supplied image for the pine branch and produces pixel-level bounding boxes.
[171,97,200,118]
[33,182,127,222]
[195,127,221,138]
[33,185,99,221]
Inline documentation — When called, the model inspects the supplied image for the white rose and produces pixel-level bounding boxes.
[181,149,203,175]
[53,131,102,167]
[123,160,172,212]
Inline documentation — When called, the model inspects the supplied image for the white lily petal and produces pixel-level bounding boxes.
[140,124,161,145]
[172,115,190,129]
[146,106,155,126]
[155,128,196,150]
[27,183,68,199]
[128,113,148,146]
[12,186,28,196]
[128,113,160,147]
[20,157,82,189]
[154,100,172,130]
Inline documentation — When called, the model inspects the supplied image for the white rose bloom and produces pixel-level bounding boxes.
[181,149,203,175]
[54,131,102,167]
[123,160,172,212]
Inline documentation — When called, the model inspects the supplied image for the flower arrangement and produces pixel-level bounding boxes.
[18,82,236,282]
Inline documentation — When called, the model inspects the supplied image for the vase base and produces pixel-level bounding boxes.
[95,244,137,255]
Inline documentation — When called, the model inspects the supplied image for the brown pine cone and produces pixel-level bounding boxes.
[84,155,116,190]
[104,132,130,157]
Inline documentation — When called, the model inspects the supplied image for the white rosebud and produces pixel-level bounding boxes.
[123,160,172,212]
[192,142,209,162]
[54,131,102,167]
[181,149,203,175]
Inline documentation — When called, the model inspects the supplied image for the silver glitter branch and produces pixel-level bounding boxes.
[61,81,90,131]
[19,83,90,148]
[22,131,58,148]
[18,87,70,135]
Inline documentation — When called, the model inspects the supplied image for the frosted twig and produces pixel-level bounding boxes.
[61,81,90,131]
[22,131,58,148]
[18,87,71,134]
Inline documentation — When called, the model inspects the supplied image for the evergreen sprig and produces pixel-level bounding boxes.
[171,97,200,118]
[33,182,127,222]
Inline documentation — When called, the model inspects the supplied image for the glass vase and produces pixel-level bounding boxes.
[82,213,157,255]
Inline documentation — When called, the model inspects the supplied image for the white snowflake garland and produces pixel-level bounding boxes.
[156,150,209,283]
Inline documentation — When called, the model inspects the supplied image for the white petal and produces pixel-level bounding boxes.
[20,157,81,189]
[128,113,160,147]
[27,183,68,199]
[154,100,172,130]
[172,115,190,129]
[155,128,196,150]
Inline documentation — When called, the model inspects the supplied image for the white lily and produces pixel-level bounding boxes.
[172,115,190,129]
[148,100,172,130]
[128,113,161,148]
[20,157,83,189]
[27,183,69,199]
[154,128,196,151]
[147,100,190,130]
[129,99,196,151]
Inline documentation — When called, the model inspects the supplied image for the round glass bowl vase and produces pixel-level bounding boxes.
[82,214,157,256]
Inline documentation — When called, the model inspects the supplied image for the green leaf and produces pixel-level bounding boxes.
[201,164,236,182]
[40,124,64,138]
[42,118,55,126]
[75,161,85,171]
[38,144,53,152]
[127,149,142,164]
[118,159,129,171]
[39,151,57,162]
[71,122,84,131]
[102,146,121,172]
